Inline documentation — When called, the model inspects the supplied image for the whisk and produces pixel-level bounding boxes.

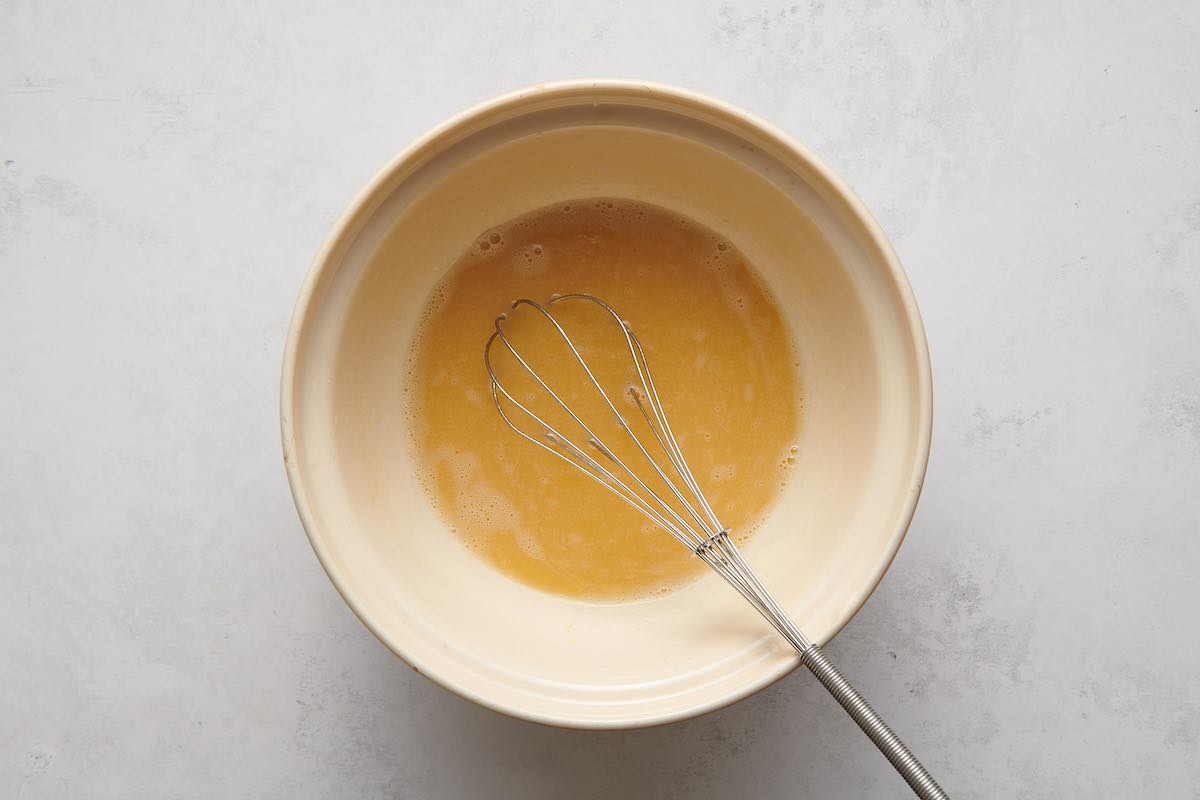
[484,293,949,800]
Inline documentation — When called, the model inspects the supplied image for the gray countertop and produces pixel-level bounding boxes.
[3,2,1198,797]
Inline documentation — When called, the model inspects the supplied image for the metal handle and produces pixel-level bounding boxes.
[800,644,950,800]
[695,534,951,798]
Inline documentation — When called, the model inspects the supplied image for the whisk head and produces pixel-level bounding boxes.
[483,293,727,554]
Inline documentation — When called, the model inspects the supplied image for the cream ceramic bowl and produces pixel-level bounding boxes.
[281,80,931,729]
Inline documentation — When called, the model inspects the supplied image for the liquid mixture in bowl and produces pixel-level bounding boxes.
[407,199,802,600]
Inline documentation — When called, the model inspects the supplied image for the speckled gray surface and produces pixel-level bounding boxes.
[3,1,1199,797]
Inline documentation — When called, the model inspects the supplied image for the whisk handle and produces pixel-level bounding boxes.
[800,644,950,800]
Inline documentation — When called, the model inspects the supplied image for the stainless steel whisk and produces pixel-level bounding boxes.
[485,293,950,800]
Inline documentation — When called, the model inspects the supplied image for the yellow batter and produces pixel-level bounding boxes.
[407,199,802,600]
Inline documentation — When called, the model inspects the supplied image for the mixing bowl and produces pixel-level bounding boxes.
[281,80,931,728]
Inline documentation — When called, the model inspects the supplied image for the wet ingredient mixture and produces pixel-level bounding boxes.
[407,199,802,600]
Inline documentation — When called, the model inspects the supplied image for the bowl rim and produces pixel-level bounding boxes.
[280,78,933,729]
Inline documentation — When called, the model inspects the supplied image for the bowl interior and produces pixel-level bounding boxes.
[283,84,929,728]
